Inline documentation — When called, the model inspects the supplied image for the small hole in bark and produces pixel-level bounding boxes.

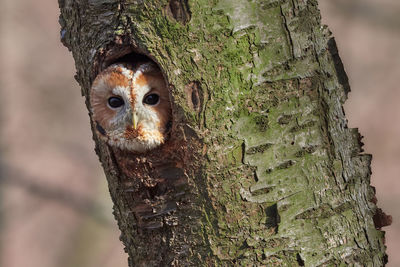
[147,183,168,199]
[296,253,305,266]
[265,203,280,233]
[185,81,202,112]
[191,90,199,108]
[167,0,191,24]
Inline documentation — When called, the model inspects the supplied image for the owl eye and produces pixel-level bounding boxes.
[108,96,124,108]
[143,93,160,105]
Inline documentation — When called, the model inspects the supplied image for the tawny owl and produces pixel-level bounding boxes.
[90,62,171,152]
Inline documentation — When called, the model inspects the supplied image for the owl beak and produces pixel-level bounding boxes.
[132,112,138,130]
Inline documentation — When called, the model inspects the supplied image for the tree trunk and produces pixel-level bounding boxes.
[58,0,388,265]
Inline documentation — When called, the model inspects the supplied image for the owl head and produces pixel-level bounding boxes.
[90,62,171,152]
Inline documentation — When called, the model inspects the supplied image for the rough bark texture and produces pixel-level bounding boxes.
[59,0,388,265]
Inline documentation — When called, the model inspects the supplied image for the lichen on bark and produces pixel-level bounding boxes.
[59,0,388,265]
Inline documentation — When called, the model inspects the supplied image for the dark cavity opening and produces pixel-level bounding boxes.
[265,203,280,233]
[184,81,202,112]
[296,253,305,266]
[98,48,167,88]
[93,43,162,79]
[109,52,151,66]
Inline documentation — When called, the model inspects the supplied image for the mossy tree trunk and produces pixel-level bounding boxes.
[59,0,388,265]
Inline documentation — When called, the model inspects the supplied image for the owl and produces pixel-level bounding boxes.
[90,62,171,153]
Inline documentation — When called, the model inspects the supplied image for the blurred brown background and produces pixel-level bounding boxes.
[0,0,398,266]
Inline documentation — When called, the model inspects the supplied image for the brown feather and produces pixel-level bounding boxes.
[90,66,131,129]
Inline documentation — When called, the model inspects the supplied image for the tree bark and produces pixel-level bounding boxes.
[58,0,388,265]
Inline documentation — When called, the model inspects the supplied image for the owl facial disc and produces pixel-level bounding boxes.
[90,62,171,152]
